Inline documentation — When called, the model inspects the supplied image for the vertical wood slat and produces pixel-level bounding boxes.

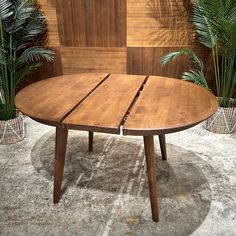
[127,46,213,83]
[56,0,126,47]
[38,0,60,47]
[127,47,190,78]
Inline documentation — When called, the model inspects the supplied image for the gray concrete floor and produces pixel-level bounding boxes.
[0,118,236,236]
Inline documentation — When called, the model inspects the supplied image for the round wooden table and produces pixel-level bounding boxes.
[15,73,218,222]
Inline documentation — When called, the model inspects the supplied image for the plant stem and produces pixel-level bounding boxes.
[228,54,236,99]
[222,55,226,98]
[0,19,11,119]
[212,46,220,97]
[10,34,14,111]
[215,44,221,96]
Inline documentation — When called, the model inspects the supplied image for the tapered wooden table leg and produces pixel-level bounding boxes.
[53,127,68,203]
[159,134,167,161]
[88,131,93,151]
[143,136,159,222]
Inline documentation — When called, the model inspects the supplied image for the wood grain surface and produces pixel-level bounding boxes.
[143,135,159,222]
[15,73,108,124]
[123,75,218,135]
[53,126,68,203]
[39,0,60,47]
[63,74,146,133]
[127,0,193,47]
[127,47,190,78]
[16,73,217,134]
[25,0,214,91]
[18,72,217,223]
[61,47,127,74]
[56,0,126,47]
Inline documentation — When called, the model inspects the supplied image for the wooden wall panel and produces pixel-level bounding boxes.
[39,0,60,47]
[56,0,126,47]
[127,0,194,47]
[127,47,190,78]
[127,46,213,86]
[22,0,214,92]
[61,47,127,74]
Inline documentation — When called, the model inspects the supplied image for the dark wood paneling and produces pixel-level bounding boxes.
[61,47,127,74]
[56,0,126,47]
[127,47,190,78]
[127,46,214,86]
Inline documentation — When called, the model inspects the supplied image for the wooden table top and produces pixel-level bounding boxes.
[123,76,217,135]
[63,74,146,133]
[15,73,108,125]
[15,73,218,135]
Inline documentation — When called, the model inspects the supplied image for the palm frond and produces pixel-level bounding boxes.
[0,0,12,20]
[0,0,54,119]
[160,48,203,70]
[17,47,54,65]
[182,70,209,89]
[12,2,46,50]
[10,0,36,33]
[192,1,217,49]
[160,51,182,66]
[14,62,42,86]
[160,0,236,106]
[194,0,236,52]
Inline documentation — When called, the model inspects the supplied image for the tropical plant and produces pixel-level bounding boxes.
[0,0,54,120]
[160,0,236,107]
[161,48,209,88]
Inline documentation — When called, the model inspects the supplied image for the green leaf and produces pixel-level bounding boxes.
[10,1,35,33]
[182,70,209,89]
[192,2,217,49]
[160,48,204,71]
[0,0,54,120]
[17,46,55,65]
[0,0,13,20]
[14,62,42,86]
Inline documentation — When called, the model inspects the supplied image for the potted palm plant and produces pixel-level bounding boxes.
[0,0,54,144]
[161,0,236,133]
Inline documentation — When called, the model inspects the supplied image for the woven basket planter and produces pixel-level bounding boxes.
[0,110,25,144]
[204,98,236,134]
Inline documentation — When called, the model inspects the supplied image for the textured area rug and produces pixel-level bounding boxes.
[0,119,236,236]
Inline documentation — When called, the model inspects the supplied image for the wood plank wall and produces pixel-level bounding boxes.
[23,0,213,87]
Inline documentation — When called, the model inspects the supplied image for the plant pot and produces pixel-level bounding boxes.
[204,98,236,134]
[0,110,25,144]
